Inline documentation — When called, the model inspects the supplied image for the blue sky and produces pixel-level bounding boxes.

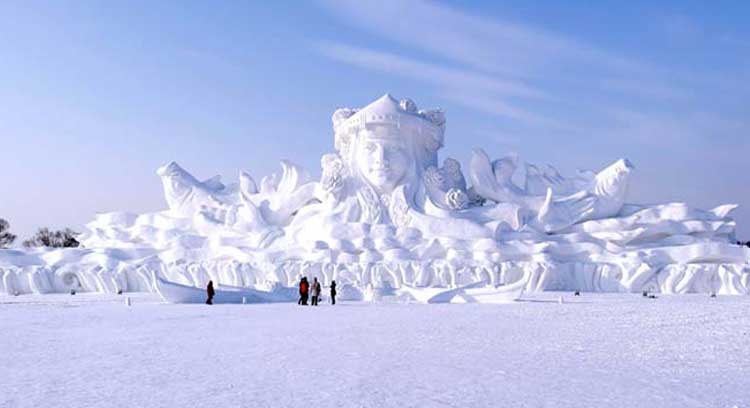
[1,0,749,241]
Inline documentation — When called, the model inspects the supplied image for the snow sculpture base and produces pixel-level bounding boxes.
[2,257,749,300]
[1,94,748,301]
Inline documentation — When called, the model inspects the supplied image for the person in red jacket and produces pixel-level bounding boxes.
[298,277,309,305]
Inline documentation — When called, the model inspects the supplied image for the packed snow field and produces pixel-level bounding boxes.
[2,293,748,408]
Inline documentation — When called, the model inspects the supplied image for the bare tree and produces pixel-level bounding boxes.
[0,218,16,248]
[23,228,80,248]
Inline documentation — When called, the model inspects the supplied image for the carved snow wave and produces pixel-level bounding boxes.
[2,258,748,297]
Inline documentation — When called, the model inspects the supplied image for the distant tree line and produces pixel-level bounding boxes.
[0,218,80,249]
[23,227,80,248]
[0,218,16,248]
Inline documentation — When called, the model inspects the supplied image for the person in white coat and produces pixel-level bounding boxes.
[310,277,322,306]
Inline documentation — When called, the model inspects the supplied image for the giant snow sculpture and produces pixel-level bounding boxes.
[1,94,748,300]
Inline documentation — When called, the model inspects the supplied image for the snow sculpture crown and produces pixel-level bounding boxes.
[332,94,445,169]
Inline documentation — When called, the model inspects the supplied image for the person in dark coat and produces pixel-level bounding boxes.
[298,277,309,305]
[206,280,215,305]
[330,280,337,305]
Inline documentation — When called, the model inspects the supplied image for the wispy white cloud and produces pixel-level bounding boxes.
[596,77,693,101]
[314,0,748,157]
[316,42,548,100]
[313,0,696,127]
[435,88,575,132]
[317,0,648,79]
[316,41,566,128]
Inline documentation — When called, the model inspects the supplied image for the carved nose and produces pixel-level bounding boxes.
[374,145,388,164]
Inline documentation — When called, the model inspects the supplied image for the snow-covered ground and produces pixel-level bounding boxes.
[2,293,748,408]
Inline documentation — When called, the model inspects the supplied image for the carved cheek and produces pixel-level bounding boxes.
[356,147,373,170]
[390,151,408,173]
[367,151,380,171]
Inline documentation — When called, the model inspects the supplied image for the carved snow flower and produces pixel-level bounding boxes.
[441,158,464,186]
[443,158,460,175]
[423,166,445,190]
[331,108,357,128]
[321,153,344,173]
[399,98,418,113]
[445,188,469,210]
[320,154,345,198]
[424,109,446,127]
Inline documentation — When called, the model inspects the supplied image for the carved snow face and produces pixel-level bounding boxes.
[355,126,411,194]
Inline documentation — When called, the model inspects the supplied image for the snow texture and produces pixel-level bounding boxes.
[1,293,748,407]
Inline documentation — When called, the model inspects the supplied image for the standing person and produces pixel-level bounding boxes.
[303,277,310,305]
[298,277,304,305]
[311,277,321,306]
[299,277,309,305]
[206,280,215,305]
[330,280,337,305]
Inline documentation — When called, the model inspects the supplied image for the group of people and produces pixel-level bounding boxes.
[298,277,336,306]
[204,277,338,305]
